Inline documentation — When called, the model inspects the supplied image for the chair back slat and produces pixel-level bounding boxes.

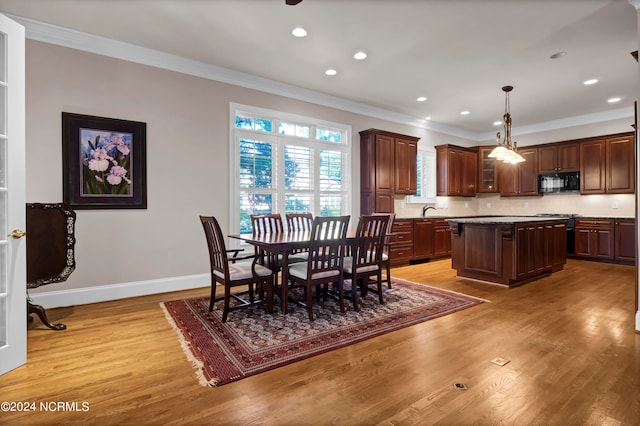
[286,212,314,232]
[251,214,284,235]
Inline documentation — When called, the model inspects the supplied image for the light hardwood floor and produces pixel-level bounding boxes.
[1,259,639,425]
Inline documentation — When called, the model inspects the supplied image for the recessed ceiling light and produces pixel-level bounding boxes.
[460,111,470,115]
[417,96,427,102]
[608,97,621,103]
[425,116,431,121]
[550,51,567,59]
[584,79,598,85]
[354,51,367,60]
[292,27,307,37]
[493,121,502,126]
[325,69,337,76]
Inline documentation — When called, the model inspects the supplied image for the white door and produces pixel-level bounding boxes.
[0,14,26,376]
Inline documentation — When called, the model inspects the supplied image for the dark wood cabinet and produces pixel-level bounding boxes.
[499,148,540,197]
[433,219,452,257]
[614,219,636,263]
[389,217,452,266]
[389,219,413,266]
[538,143,579,173]
[450,219,567,287]
[477,146,499,193]
[574,218,614,260]
[360,129,420,214]
[516,221,567,278]
[436,145,477,197]
[413,219,434,259]
[580,134,634,194]
[606,135,635,193]
[395,137,418,194]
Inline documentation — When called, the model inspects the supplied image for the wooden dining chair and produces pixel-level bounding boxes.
[251,213,285,234]
[200,215,275,322]
[285,215,350,321]
[285,212,314,263]
[372,212,395,288]
[286,212,314,232]
[343,214,390,311]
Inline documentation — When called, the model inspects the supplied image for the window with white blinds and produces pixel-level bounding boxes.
[230,104,351,234]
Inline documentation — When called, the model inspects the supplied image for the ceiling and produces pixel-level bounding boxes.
[0,0,637,138]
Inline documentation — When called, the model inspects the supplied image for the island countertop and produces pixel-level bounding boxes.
[446,216,569,224]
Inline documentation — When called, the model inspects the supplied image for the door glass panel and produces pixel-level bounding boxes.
[0,297,6,346]
[0,137,6,187]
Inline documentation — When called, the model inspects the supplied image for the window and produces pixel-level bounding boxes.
[231,104,351,234]
[406,146,436,204]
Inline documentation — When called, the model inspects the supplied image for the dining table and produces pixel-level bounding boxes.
[229,230,356,315]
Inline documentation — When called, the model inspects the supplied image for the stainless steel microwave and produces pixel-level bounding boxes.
[538,171,580,193]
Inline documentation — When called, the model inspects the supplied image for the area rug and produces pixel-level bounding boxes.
[161,278,485,386]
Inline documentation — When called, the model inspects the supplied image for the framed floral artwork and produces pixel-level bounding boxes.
[62,112,147,209]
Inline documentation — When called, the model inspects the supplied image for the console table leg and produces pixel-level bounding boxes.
[27,300,66,330]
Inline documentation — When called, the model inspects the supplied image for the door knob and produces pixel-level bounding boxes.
[8,229,26,239]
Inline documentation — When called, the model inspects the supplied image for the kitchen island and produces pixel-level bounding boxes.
[447,216,568,287]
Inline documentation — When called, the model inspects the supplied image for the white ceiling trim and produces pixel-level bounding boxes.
[8,13,631,142]
[478,107,634,143]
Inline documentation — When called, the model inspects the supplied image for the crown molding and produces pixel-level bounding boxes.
[8,14,630,142]
[628,0,640,11]
[477,107,635,142]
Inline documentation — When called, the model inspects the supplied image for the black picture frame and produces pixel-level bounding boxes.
[62,112,147,209]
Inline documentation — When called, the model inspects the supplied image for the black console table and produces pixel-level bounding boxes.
[26,203,76,330]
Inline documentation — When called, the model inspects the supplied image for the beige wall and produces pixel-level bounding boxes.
[25,40,468,295]
[26,39,635,301]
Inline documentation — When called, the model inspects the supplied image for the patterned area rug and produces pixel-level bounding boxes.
[161,278,485,386]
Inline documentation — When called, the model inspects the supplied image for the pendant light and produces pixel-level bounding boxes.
[488,85,525,164]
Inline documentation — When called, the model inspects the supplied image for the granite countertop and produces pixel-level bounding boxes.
[445,216,570,224]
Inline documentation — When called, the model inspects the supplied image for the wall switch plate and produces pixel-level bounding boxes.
[612,201,619,209]
[464,202,469,208]
[400,201,406,208]
[524,202,529,208]
[486,202,491,209]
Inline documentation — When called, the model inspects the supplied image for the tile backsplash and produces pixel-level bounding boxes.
[396,192,635,218]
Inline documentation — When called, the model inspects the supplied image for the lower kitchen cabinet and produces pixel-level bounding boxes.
[574,219,614,260]
[615,219,636,263]
[389,219,413,266]
[389,218,452,266]
[413,219,435,259]
[433,219,452,257]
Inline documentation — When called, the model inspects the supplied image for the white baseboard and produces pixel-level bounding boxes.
[28,274,210,309]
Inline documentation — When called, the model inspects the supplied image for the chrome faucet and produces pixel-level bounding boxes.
[422,206,436,216]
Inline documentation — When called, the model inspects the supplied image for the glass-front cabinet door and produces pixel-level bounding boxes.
[478,146,499,193]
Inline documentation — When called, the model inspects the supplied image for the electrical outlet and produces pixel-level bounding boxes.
[524,202,529,209]
[612,201,619,209]
[464,201,469,208]
[486,202,491,209]
[400,201,406,209]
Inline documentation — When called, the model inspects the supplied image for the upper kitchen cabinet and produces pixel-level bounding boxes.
[477,146,499,193]
[395,137,418,194]
[538,142,579,173]
[580,133,634,194]
[435,145,477,197]
[499,148,540,197]
[359,129,420,214]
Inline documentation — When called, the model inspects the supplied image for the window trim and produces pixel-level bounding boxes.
[229,103,352,235]
[406,145,436,204]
